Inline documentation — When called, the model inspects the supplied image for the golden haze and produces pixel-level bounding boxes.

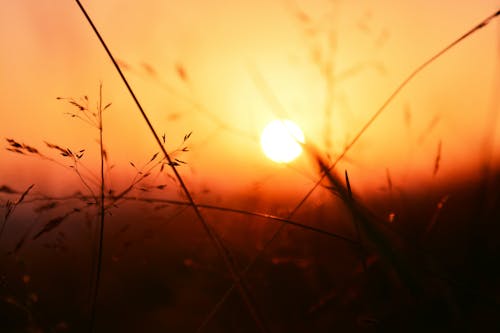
[0,0,499,199]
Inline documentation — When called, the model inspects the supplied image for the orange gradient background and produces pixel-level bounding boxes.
[1,0,499,203]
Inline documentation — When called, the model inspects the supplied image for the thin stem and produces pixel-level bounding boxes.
[89,84,106,332]
[74,2,268,332]
[134,197,357,244]
[73,162,98,203]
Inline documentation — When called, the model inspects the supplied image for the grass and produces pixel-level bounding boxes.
[1,3,500,333]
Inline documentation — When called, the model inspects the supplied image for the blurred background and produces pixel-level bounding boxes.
[1,0,499,199]
[1,1,500,332]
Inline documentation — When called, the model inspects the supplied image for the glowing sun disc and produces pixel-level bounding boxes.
[260,119,305,163]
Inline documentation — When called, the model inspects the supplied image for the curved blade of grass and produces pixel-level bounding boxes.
[18,194,358,246]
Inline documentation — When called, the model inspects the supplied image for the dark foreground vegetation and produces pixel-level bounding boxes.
[1,166,500,332]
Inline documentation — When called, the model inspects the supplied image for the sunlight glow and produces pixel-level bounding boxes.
[260,119,305,163]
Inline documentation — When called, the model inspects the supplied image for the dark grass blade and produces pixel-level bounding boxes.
[32,208,80,240]
[317,155,422,297]
[1,184,34,242]
[345,170,368,273]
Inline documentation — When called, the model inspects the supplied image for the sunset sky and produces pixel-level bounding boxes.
[1,0,499,201]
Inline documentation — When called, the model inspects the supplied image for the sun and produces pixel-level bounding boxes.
[260,119,305,163]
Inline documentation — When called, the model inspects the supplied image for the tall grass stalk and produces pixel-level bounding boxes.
[88,84,106,332]
[73,1,268,332]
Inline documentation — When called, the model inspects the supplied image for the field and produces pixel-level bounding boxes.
[1,1,500,332]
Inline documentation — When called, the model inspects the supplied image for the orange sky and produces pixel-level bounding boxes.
[1,0,499,202]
